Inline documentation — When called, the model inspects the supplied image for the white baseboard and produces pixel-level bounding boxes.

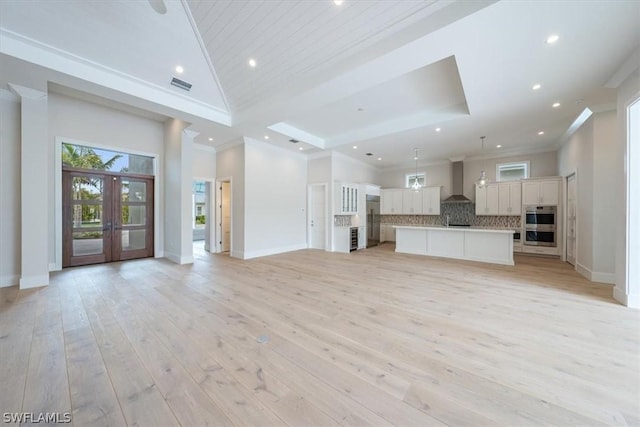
[576,263,614,284]
[19,274,49,289]
[613,287,640,309]
[164,252,194,265]
[0,274,19,288]
[230,250,244,259]
[49,262,61,272]
[242,243,307,260]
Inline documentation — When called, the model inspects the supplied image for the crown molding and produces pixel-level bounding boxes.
[193,142,216,153]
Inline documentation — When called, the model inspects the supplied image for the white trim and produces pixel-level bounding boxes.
[164,253,194,265]
[496,160,530,182]
[242,244,308,260]
[214,139,245,153]
[613,287,640,309]
[267,122,325,149]
[215,177,233,254]
[563,170,577,266]
[19,274,49,289]
[0,275,19,288]
[55,137,161,270]
[0,88,19,101]
[605,46,640,89]
[576,262,614,285]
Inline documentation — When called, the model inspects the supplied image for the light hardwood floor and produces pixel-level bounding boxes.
[1,243,639,426]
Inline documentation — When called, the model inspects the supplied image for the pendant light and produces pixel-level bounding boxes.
[411,148,422,191]
[476,136,489,188]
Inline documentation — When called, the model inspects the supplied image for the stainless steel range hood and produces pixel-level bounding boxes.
[442,161,472,203]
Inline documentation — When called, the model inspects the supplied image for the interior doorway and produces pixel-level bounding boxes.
[308,184,327,250]
[62,169,154,267]
[626,96,639,302]
[566,173,577,266]
[216,179,231,253]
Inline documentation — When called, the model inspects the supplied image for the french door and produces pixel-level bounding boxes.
[62,169,154,267]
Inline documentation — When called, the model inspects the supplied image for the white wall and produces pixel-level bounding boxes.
[244,138,307,259]
[308,154,331,184]
[48,92,165,263]
[193,145,216,179]
[216,142,245,258]
[332,151,380,184]
[0,92,21,287]
[614,68,640,307]
[558,116,595,276]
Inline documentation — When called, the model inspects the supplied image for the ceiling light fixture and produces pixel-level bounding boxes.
[353,145,358,149]
[299,147,303,151]
[378,157,382,161]
[208,137,213,141]
[264,135,269,140]
[546,34,559,44]
[552,102,561,108]
[435,127,441,132]
[411,148,421,191]
[334,0,344,5]
[538,131,545,135]
[476,136,489,188]
[496,144,502,148]
[248,58,257,68]
[532,83,541,90]
[175,65,184,74]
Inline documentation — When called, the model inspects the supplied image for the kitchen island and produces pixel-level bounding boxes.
[393,226,514,266]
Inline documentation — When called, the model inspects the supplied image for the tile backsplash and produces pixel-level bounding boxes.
[380,203,521,229]
[334,215,352,227]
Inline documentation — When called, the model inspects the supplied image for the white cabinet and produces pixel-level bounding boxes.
[333,227,350,253]
[421,187,441,215]
[522,179,559,206]
[402,189,423,214]
[498,182,522,215]
[381,189,403,214]
[358,226,365,249]
[475,184,499,215]
[335,183,359,214]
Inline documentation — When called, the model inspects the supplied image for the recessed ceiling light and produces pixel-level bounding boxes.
[552,102,561,108]
[334,0,344,5]
[538,131,545,135]
[264,135,269,140]
[435,127,441,132]
[175,65,184,74]
[208,137,213,141]
[532,84,541,90]
[353,145,357,149]
[248,58,257,68]
[546,34,560,44]
[496,145,502,148]
[377,157,382,161]
[298,147,303,151]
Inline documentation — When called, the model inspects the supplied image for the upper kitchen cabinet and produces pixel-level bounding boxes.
[421,186,441,215]
[335,183,359,215]
[522,178,560,206]
[381,189,403,214]
[475,183,499,215]
[498,182,522,215]
[402,189,423,214]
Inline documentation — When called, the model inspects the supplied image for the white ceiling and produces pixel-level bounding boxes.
[0,0,638,169]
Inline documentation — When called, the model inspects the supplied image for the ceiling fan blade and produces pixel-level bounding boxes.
[147,0,167,15]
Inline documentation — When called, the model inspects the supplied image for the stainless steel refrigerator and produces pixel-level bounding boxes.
[366,195,380,247]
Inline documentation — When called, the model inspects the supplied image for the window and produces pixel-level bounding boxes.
[405,173,426,188]
[496,161,529,182]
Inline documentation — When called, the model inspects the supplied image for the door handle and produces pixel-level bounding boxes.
[103,222,112,231]
[114,223,122,230]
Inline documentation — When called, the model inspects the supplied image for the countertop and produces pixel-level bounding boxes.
[392,225,515,234]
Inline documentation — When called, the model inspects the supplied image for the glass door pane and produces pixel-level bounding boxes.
[116,177,153,259]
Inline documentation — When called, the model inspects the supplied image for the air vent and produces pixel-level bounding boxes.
[170,77,192,91]
[366,152,373,156]
[289,139,299,143]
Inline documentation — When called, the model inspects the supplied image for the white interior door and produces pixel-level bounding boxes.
[221,181,231,252]
[566,173,577,265]
[310,184,326,249]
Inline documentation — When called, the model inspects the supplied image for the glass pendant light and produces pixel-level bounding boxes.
[476,136,489,188]
[411,148,422,191]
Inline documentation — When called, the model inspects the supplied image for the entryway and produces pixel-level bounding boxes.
[216,179,231,253]
[308,184,327,250]
[62,169,154,267]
